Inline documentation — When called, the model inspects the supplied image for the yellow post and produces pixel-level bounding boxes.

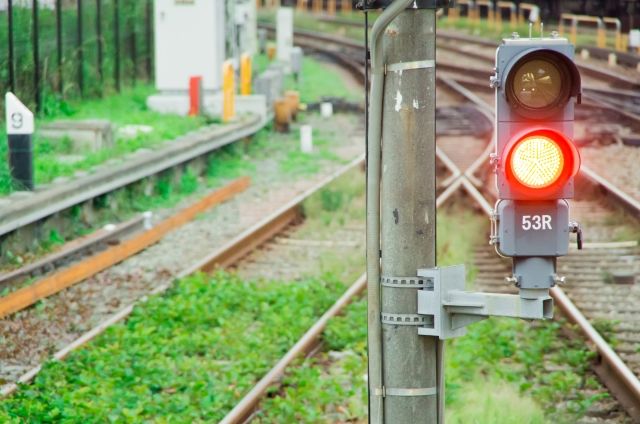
[621,34,628,53]
[448,6,459,23]
[597,28,606,48]
[256,0,261,9]
[313,0,321,14]
[328,0,335,15]
[222,61,235,122]
[570,20,577,45]
[240,54,252,96]
[341,0,351,13]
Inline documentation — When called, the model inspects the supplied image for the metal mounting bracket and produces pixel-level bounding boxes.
[416,265,554,340]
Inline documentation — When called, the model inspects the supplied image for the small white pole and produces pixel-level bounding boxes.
[300,125,313,153]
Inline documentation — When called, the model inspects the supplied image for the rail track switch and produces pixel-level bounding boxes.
[416,265,553,340]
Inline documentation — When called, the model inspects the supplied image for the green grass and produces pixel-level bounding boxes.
[447,378,546,424]
[0,50,359,196]
[258,10,366,43]
[255,51,362,104]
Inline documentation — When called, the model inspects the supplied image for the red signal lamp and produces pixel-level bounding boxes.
[503,128,580,199]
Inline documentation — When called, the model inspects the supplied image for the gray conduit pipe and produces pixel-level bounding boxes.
[366,0,417,422]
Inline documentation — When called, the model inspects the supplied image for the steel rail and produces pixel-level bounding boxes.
[436,29,640,89]
[220,274,367,424]
[181,154,366,275]
[217,28,640,422]
[551,286,640,418]
[435,70,640,421]
[296,15,640,82]
[263,24,640,420]
[0,177,251,320]
[0,213,149,288]
[0,155,366,398]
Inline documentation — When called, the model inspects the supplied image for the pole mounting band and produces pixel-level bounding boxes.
[381,313,431,326]
[386,59,435,73]
[374,387,438,397]
[381,276,433,288]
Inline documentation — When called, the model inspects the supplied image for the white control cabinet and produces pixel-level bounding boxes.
[154,0,225,92]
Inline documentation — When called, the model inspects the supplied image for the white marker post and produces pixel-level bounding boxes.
[5,92,35,190]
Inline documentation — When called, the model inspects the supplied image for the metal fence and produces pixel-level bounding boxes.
[0,0,154,116]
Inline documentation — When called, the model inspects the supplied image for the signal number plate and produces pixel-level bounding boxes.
[521,215,552,231]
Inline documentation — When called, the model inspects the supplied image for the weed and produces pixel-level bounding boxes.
[591,318,619,347]
[0,272,349,422]
[155,177,172,200]
[179,169,199,195]
[319,188,344,212]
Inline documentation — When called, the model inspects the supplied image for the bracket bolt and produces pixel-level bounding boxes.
[505,275,518,286]
[552,274,566,285]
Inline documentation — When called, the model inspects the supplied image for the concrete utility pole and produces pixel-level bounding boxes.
[367,3,439,423]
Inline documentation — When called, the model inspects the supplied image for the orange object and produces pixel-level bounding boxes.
[189,76,202,116]
[222,61,236,122]
[285,90,300,120]
[274,98,292,132]
[0,177,251,319]
[266,44,277,61]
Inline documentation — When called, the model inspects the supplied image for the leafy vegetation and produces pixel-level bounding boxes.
[255,52,362,104]
[0,272,349,422]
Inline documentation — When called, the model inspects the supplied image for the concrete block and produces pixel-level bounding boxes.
[254,67,284,110]
[39,119,114,151]
[148,91,224,117]
[147,92,191,115]
[236,95,267,121]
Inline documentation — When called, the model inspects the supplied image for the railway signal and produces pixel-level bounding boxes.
[490,34,582,297]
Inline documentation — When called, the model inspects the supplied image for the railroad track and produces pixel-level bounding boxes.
[3,16,639,423]
[313,14,640,78]
[261,23,640,421]
[0,153,366,397]
[0,114,268,262]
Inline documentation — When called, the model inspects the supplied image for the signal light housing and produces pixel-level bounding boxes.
[491,36,582,294]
